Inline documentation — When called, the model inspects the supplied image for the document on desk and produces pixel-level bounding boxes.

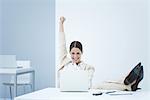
[107,91,133,95]
[90,89,133,96]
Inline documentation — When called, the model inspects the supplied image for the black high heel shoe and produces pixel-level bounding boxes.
[124,62,141,85]
[131,66,144,91]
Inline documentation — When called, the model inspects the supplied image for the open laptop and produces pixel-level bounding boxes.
[59,70,89,92]
[0,55,17,68]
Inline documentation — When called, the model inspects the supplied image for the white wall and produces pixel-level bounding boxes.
[0,0,2,48]
[56,0,149,90]
[148,0,150,91]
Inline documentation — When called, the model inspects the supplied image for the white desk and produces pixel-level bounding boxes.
[15,88,150,100]
[0,67,35,97]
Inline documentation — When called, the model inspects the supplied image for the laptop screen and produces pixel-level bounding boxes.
[60,70,89,92]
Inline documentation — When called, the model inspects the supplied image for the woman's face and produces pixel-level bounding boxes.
[70,47,82,64]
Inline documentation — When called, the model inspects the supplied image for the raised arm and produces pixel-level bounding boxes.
[59,17,70,70]
[59,17,65,32]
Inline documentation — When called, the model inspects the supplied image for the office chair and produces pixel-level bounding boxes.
[3,60,32,99]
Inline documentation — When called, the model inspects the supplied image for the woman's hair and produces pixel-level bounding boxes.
[70,41,83,53]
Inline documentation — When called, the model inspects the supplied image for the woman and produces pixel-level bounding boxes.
[58,17,143,91]
[58,17,95,88]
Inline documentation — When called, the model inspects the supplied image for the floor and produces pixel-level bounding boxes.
[0,98,11,100]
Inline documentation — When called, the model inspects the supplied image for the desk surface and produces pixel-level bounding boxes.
[0,67,34,74]
[15,88,150,100]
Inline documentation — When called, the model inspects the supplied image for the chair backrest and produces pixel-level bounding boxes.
[0,55,16,68]
[11,60,31,84]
